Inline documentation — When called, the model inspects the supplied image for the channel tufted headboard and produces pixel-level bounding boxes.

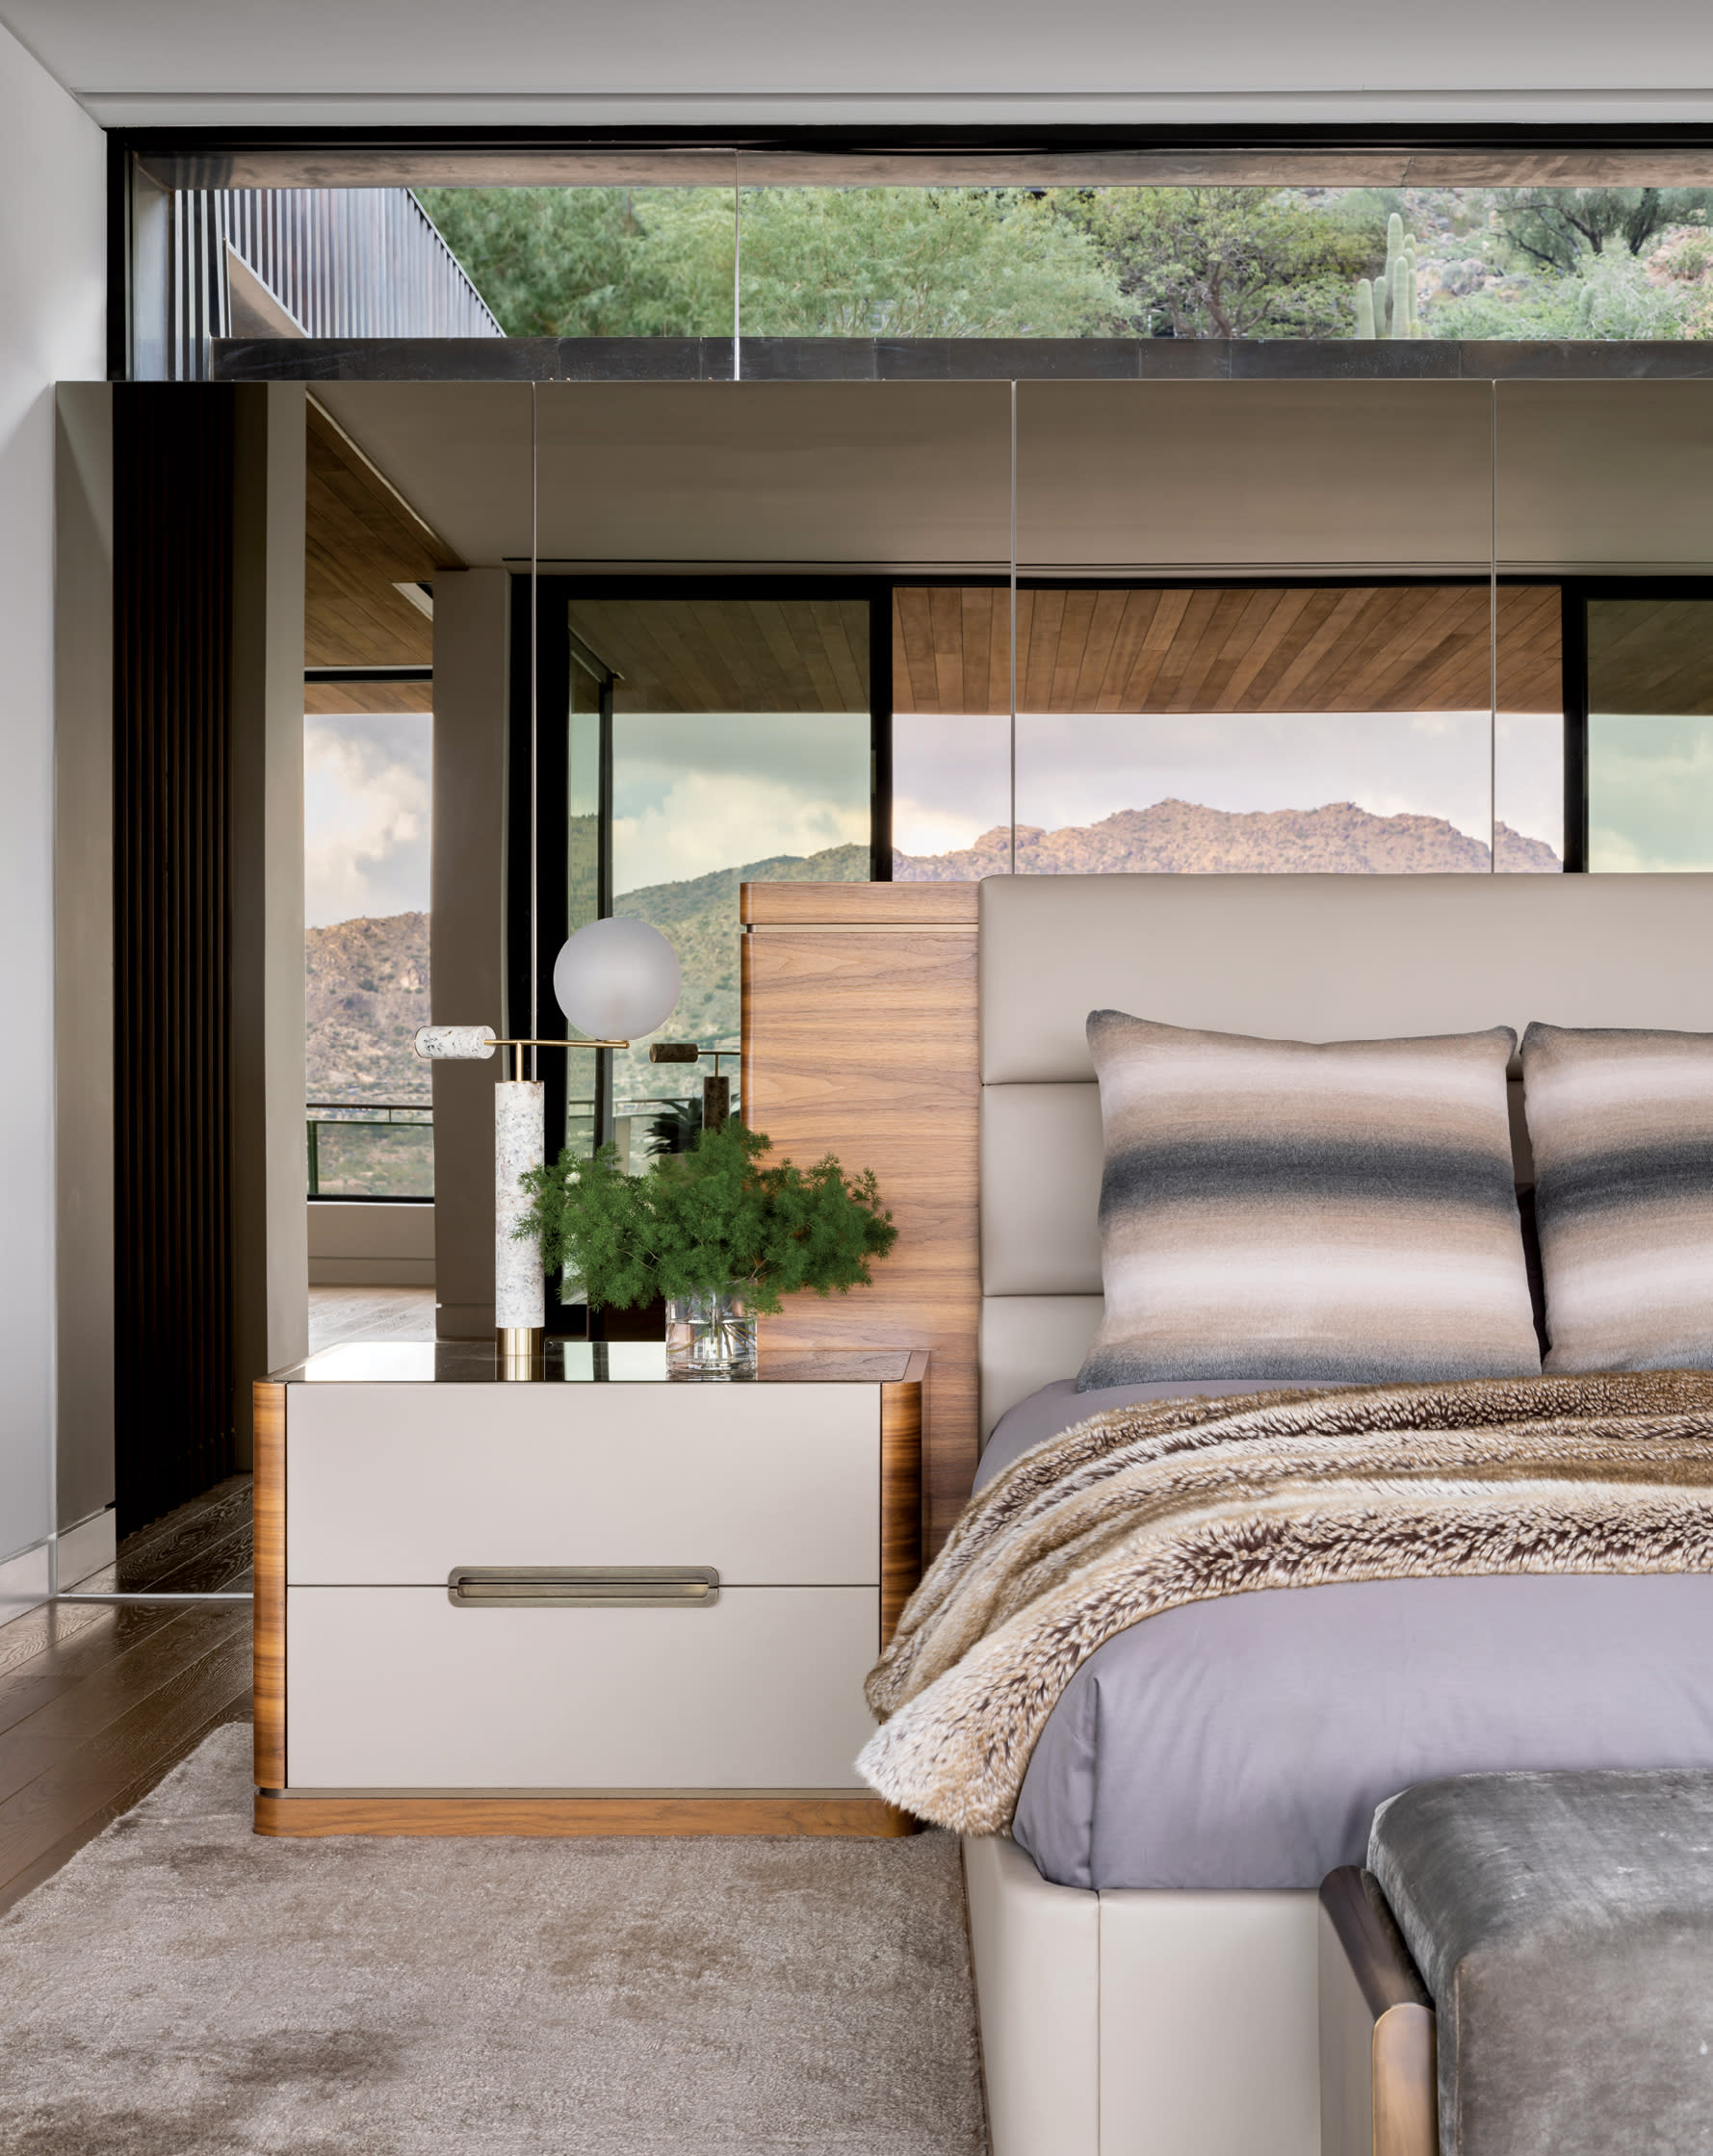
[978,872,1713,1438]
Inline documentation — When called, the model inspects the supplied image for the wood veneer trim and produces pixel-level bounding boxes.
[879,1377,923,1649]
[254,1792,917,1838]
[251,1382,286,1791]
[740,880,977,927]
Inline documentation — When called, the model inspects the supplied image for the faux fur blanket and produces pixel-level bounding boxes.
[859,1372,1713,1833]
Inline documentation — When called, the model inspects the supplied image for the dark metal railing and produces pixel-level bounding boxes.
[306,1101,433,1199]
[158,187,501,379]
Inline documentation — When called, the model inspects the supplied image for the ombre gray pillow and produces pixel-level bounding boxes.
[1077,1012,1541,1391]
[1522,1022,1713,1373]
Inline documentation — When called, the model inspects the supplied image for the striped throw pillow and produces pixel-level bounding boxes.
[1522,1022,1713,1373]
[1077,1012,1541,1390]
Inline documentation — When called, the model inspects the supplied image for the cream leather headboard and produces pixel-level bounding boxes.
[978,873,1713,1438]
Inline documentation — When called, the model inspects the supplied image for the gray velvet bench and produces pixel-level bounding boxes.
[1319,1770,1713,2156]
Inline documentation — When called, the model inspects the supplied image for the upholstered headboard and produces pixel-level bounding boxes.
[978,873,1713,1438]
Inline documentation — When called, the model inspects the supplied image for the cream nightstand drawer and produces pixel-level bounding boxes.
[284,1585,880,1788]
[285,1381,881,1587]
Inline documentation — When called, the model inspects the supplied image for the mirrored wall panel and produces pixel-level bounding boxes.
[1497,381,1713,869]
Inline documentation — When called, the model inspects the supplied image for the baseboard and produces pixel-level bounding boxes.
[0,1540,52,1624]
[56,1506,117,1588]
[256,1788,919,1838]
[307,1259,436,1286]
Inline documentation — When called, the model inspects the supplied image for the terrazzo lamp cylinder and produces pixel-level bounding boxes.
[493,1078,546,1374]
[413,920,681,1380]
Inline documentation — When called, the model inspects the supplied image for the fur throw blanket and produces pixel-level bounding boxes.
[859,1372,1713,1834]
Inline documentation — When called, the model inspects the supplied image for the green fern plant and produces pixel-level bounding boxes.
[515,1119,897,1313]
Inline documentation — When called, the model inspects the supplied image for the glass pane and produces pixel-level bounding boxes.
[891,586,1012,877]
[417,186,737,338]
[566,595,872,1148]
[303,701,433,1186]
[1011,584,1499,873]
[732,186,1713,345]
[1588,598,1713,870]
[1494,584,1565,871]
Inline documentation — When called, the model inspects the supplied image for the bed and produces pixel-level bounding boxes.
[947,870,1713,2156]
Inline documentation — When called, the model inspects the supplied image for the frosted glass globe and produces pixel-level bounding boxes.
[553,917,681,1042]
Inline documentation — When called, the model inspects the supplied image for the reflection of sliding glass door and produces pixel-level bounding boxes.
[1576,587,1713,872]
[509,578,884,1327]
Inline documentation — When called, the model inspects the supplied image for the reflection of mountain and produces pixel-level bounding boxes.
[614,844,869,1069]
[310,807,1561,1107]
[305,911,431,1102]
[893,802,1562,877]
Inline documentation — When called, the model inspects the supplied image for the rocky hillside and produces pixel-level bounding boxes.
[306,807,1559,1104]
[893,801,1561,878]
[305,911,431,1103]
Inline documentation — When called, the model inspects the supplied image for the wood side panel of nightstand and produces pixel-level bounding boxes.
[256,1792,916,1837]
[742,886,979,1557]
[252,1381,286,1790]
[880,1356,925,1648]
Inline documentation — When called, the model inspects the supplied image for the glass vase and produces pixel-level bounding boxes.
[664,1287,758,1381]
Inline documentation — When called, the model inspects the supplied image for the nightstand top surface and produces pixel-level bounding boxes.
[269,1341,920,1387]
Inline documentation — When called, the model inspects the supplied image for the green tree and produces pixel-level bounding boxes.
[1491,188,1713,273]
[737,188,1121,336]
[1051,187,1381,338]
[419,184,1122,340]
[414,186,736,336]
[1427,251,1705,342]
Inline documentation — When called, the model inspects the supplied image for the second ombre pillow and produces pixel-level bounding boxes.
[1522,1022,1713,1372]
[1077,1012,1541,1390]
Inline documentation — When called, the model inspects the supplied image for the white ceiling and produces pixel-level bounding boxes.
[4,0,1712,130]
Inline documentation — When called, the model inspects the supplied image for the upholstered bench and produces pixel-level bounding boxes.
[1319,1770,1713,2156]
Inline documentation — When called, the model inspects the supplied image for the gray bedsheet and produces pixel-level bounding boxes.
[976,1380,1713,1891]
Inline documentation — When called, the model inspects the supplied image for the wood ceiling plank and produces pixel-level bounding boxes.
[1047,586,1101,712]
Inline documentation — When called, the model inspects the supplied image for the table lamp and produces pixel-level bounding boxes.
[415,916,682,1373]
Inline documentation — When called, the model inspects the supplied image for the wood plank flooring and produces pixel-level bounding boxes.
[0,1286,443,1913]
[308,1282,436,1351]
[0,1473,261,1914]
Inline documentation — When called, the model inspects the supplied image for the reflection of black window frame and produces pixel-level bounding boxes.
[1562,576,1713,875]
[303,663,436,1203]
[505,573,892,1334]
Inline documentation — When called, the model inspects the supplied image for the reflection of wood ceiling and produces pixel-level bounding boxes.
[566,598,870,711]
[303,398,461,714]
[1589,599,1713,715]
[894,584,1565,714]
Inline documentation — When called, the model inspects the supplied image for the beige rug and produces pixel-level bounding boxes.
[0,1728,986,2155]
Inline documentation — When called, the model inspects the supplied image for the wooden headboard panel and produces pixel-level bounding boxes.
[741,881,978,1554]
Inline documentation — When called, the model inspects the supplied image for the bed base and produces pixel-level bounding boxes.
[964,1835,1321,2156]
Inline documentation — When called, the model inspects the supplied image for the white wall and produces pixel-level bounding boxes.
[8,0,1713,130]
[0,22,104,1582]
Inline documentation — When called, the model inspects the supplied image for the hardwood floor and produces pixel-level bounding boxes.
[0,1285,442,1914]
[308,1283,436,1351]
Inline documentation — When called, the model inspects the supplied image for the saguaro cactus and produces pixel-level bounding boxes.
[1354,211,1422,338]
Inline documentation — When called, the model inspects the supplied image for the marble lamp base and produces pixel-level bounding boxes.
[495,1078,546,1371]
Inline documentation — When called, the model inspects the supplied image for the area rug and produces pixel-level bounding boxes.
[0,1728,986,2155]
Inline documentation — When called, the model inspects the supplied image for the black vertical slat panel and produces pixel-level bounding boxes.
[112,384,238,1534]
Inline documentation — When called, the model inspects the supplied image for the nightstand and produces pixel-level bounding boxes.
[252,1341,923,1838]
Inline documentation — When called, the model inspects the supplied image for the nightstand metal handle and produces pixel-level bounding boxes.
[447,1566,719,1609]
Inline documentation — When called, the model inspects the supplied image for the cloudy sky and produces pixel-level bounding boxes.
[303,714,432,927]
[308,701,1698,925]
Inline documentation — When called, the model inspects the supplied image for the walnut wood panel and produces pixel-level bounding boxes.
[304,399,460,671]
[893,583,1564,716]
[880,1359,925,1647]
[256,1792,915,1837]
[742,891,979,1554]
[252,1382,286,1791]
[745,881,979,928]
